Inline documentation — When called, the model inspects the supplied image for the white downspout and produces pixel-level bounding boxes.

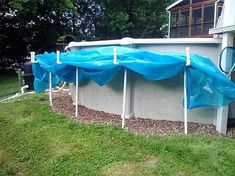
[167,11,171,38]
[214,0,220,28]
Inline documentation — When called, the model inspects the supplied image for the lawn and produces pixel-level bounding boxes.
[1,94,235,176]
[0,72,18,98]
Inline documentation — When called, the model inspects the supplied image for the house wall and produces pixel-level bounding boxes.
[69,40,221,124]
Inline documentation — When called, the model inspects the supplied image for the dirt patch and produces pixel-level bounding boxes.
[101,156,159,176]
[51,91,235,138]
[144,155,159,167]
[0,150,8,166]
[102,162,136,176]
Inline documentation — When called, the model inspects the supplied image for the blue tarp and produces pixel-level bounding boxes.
[32,46,235,109]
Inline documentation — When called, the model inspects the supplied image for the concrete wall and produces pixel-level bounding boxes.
[70,41,221,124]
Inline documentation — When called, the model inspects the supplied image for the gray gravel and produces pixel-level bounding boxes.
[51,91,235,138]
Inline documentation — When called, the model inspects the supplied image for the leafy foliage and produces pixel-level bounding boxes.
[98,0,171,39]
[0,0,172,70]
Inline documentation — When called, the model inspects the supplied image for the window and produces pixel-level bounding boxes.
[180,10,189,26]
[192,8,202,36]
[169,1,217,38]
[192,8,202,24]
[204,5,214,22]
[170,12,179,37]
[215,3,223,26]
[179,10,189,37]
[171,12,179,27]
[203,5,214,35]
[192,0,204,3]
[218,6,223,17]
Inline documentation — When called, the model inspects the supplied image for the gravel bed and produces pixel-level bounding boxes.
[51,91,235,138]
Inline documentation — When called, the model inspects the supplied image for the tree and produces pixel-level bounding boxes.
[98,0,173,39]
[0,0,173,70]
[0,0,77,68]
[0,0,103,69]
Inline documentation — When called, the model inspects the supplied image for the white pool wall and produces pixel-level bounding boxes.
[68,38,222,125]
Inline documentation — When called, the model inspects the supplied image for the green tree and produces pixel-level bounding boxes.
[98,0,173,39]
[0,0,103,69]
[0,0,173,70]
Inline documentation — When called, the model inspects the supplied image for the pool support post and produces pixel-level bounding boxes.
[113,48,118,65]
[122,69,127,128]
[184,47,191,135]
[48,51,62,107]
[113,48,127,128]
[30,52,37,63]
[56,50,62,64]
[75,67,79,117]
[49,72,52,106]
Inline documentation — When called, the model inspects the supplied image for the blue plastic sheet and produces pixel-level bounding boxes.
[32,46,235,109]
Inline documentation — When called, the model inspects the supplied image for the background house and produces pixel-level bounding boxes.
[167,0,224,38]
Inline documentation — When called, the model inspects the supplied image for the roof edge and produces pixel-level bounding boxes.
[166,0,183,11]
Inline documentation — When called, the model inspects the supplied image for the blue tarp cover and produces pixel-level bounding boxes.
[32,46,235,109]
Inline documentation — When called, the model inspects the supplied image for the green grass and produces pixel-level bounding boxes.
[0,73,18,98]
[1,94,235,176]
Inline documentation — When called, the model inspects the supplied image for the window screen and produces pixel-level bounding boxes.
[192,8,202,36]
[204,5,214,22]
[203,5,214,35]
[180,10,189,26]
[170,12,179,37]
[171,12,179,27]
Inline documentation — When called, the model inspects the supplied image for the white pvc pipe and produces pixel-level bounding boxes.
[122,69,128,128]
[227,62,235,77]
[0,91,35,103]
[214,0,220,28]
[52,82,67,93]
[75,67,79,117]
[49,72,52,106]
[30,52,37,63]
[184,47,191,135]
[21,85,29,94]
[113,48,118,65]
[56,50,62,64]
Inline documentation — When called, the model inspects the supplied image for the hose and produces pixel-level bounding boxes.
[52,82,70,93]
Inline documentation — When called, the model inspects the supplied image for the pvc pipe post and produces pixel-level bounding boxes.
[49,72,52,106]
[75,67,79,117]
[17,69,22,93]
[227,62,235,77]
[56,50,62,64]
[113,48,118,65]
[30,52,37,63]
[21,85,29,94]
[122,69,128,128]
[184,47,191,135]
